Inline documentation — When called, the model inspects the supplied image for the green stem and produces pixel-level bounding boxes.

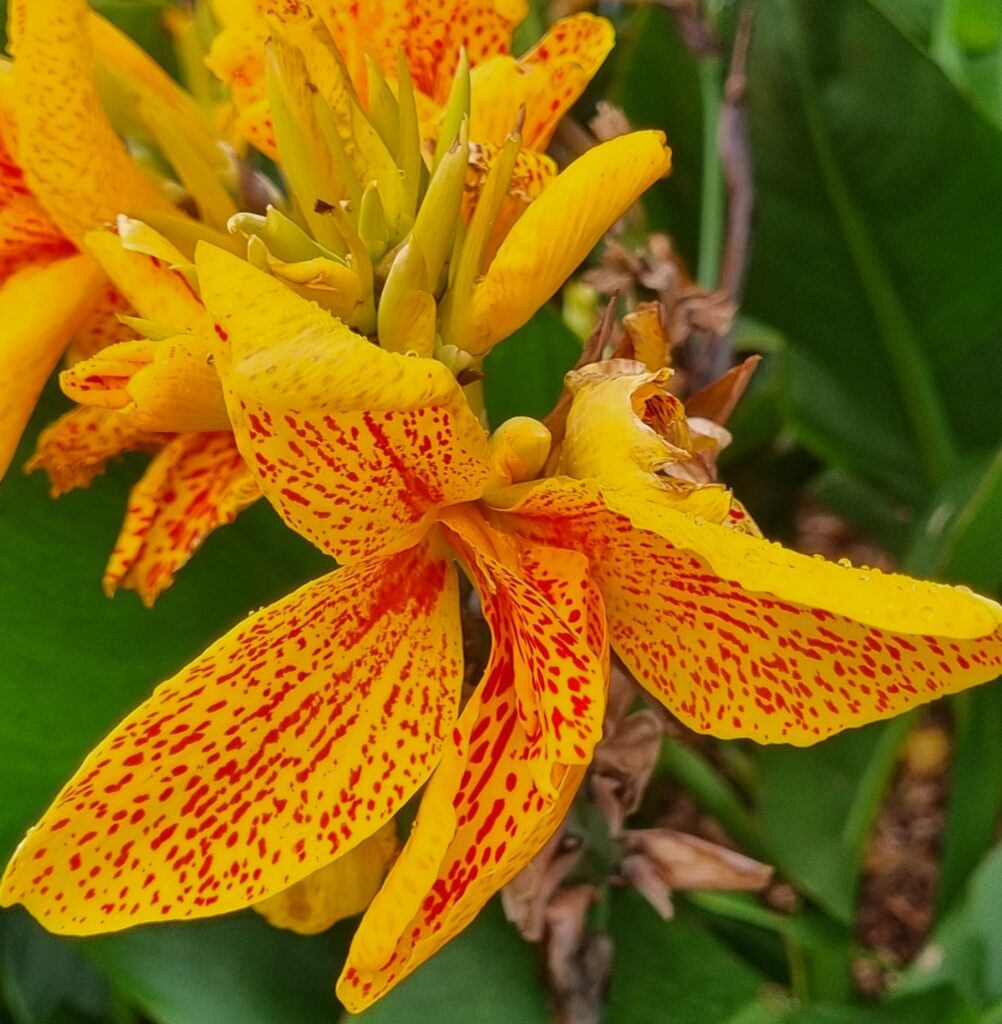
[697,55,725,290]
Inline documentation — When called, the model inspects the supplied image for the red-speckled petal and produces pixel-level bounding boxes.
[104,432,260,606]
[338,517,604,1010]
[496,479,1002,746]
[0,542,463,933]
[470,14,614,149]
[26,406,162,497]
[8,0,172,244]
[441,506,607,789]
[197,243,490,564]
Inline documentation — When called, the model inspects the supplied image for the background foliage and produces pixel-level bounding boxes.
[3,0,1002,1021]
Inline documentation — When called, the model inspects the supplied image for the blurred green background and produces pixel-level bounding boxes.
[3,0,1002,1021]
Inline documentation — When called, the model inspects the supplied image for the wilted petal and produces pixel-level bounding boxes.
[26,406,161,497]
[1,542,462,933]
[496,479,1002,746]
[198,243,490,563]
[104,432,260,606]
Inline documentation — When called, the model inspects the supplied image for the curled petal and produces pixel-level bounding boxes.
[9,0,172,243]
[104,432,260,606]
[198,243,490,563]
[560,359,734,522]
[61,338,230,434]
[468,132,671,353]
[255,819,398,935]
[0,255,104,479]
[339,525,605,1010]
[497,479,1002,746]
[470,14,615,149]
[26,406,161,497]
[1,542,463,933]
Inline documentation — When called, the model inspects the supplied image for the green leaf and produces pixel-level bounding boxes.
[898,845,1002,1009]
[1,910,113,1024]
[784,987,978,1023]
[349,900,548,1023]
[744,0,1002,501]
[755,717,912,925]
[0,388,328,861]
[82,911,353,1024]
[606,891,769,1024]
[610,5,705,265]
[483,305,580,429]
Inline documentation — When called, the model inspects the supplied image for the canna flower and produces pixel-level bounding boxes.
[5,251,1002,1011]
[207,0,613,159]
[8,0,268,604]
[44,0,662,602]
[0,0,183,479]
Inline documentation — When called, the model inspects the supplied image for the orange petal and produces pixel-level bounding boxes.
[470,14,614,149]
[26,406,161,497]
[9,0,173,243]
[197,243,490,563]
[339,521,604,1010]
[496,479,1002,746]
[0,254,104,479]
[1,541,463,933]
[104,432,260,606]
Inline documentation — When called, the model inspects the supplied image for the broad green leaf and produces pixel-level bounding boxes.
[82,910,353,1024]
[483,305,580,428]
[783,987,978,1023]
[606,891,769,1024]
[0,388,327,861]
[350,900,548,1024]
[744,0,1002,502]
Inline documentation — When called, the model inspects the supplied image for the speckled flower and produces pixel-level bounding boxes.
[4,258,1002,1012]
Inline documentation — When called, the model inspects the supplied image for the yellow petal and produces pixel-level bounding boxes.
[9,0,173,243]
[104,432,259,605]
[467,131,671,353]
[85,229,213,336]
[25,406,160,497]
[470,14,615,149]
[1,542,462,933]
[197,243,491,563]
[61,337,230,434]
[339,514,604,1009]
[0,254,104,479]
[255,820,398,935]
[497,479,1002,746]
